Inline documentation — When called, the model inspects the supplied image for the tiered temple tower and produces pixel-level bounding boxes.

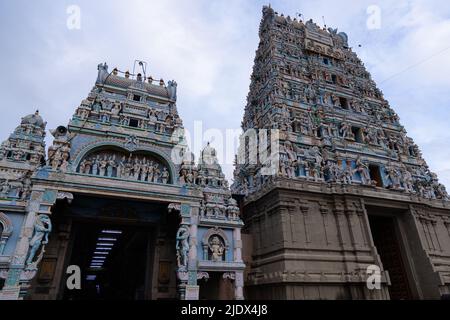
[0,63,244,300]
[0,111,47,298]
[232,6,450,299]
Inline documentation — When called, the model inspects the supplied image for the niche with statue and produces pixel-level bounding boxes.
[202,228,229,262]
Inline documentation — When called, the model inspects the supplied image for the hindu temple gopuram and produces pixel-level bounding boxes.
[0,62,244,300]
[1,6,450,301]
[231,6,450,300]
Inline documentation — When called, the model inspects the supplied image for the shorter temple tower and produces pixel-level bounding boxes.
[0,111,47,298]
[192,143,245,299]
[0,62,245,300]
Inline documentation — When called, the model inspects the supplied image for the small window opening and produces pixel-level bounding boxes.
[369,164,383,187]
[340,97,348,109]
[331,75,337,84]
[129,118,139,128]
[352,127,363,143]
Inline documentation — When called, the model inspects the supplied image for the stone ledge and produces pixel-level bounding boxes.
[243,177,450,210]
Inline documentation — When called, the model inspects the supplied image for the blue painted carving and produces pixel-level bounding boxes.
[71,140,177,183]
[176,225,189,271]
[42,190,57,204]
[181,204,191,217]
[25,214,52,269]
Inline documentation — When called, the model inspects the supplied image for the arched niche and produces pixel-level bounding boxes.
[74,143,175,185]
[0,212,13,255]
[201,227,230,262]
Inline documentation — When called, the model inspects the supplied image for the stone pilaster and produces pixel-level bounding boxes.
[235,271,244,300]
[233,228,243,263]
[188,205,199,286]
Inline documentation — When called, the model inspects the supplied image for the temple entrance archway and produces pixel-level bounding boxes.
[26,194,180,300]
[63,222,153,300]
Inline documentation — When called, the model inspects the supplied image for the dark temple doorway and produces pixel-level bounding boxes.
[368,214,413,300]
[63,222,154,300]
[198,272,234,300]
[26,195,180,300]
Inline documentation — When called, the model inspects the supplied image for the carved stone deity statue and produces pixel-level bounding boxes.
[147,161,155,182]
[161,167,170,184]
[116,155,125,178]
[310,146,323,165]
[167,80,178,101]
[26,214,52,269]
[354,156,371,185]
[339,121,351,139]
[341,165,354,185]
[92,155,100,175]
[209,236,225,262]
[20,173,32,200]
[99,156,108,176]
[385,162,401,189]
[60,159,69,172]
[106,155,115,177]
[111,102,121,116]
[152,164,161,183]
[0,143,7,160]
[176,225,190,270]
[402,166,414,193]
[186,170,194,184]
[148,109,158,123]
[284,141,297,162]
[78,159,85,173]
[0,180,11,198]
[133,159,141,180]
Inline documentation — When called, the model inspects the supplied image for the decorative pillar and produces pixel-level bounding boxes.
[1,190,44,299]
[174,203,201,300]
[299,202,310,245]
[176,272,188,300]
[319,203,330,246]
[233,228,243,263]
[187,205,199,286]
[344,208,357,248]
[0,237,7,255]
[333,205,346,247]
[0,189,72,300]
[235,271,244,300]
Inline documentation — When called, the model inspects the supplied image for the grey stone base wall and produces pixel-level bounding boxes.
[241,184,450,300]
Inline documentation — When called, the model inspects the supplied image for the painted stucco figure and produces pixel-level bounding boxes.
[209,236,224,262]
[26,214,52,269]
[176,225,189,270]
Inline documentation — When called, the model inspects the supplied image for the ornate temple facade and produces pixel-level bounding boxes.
[232,7,450,299]
[0,63,244,300]
[1,6,450,301]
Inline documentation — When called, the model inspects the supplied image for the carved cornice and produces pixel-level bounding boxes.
[0,212,13,238]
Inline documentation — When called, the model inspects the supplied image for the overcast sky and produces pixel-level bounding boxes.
[0,0,449,188]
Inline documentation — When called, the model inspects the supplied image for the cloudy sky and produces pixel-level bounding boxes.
[0,0,449,187]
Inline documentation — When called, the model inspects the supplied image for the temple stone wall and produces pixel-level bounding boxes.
[241,182,450,299]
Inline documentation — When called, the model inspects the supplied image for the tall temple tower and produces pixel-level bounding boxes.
[232,6,450,300]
